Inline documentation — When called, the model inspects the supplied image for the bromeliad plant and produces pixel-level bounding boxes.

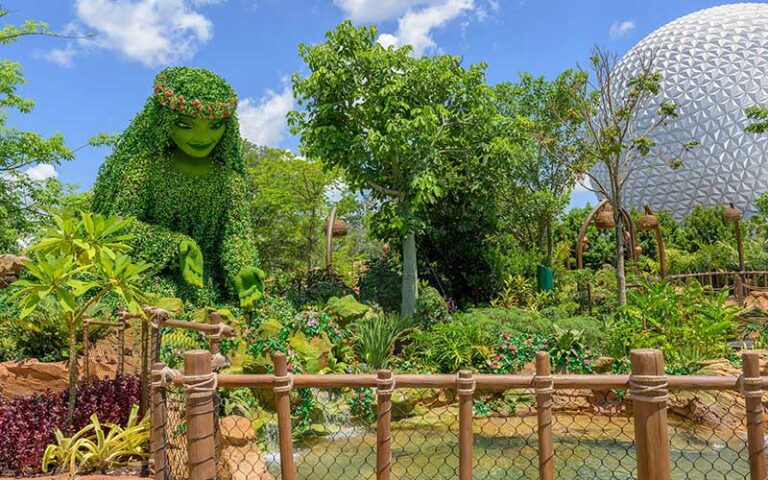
[9,211,150,427]
[41,405,148,476]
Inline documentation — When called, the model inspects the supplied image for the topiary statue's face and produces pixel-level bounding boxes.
[170,114,226,158]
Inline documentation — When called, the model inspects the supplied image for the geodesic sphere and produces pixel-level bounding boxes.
[591,3,768,220]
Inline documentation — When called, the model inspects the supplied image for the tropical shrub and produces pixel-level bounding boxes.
[484,333,548,373]
[347,388,376,424]
[42,406,148,475]
[452,307,553,339]
[324,294,371,326]
[405,318,494,373]
[244,306,352,436]
[413,285,451,328]
[674,205,735,252]
[288,270,353,306]
[491,274,535,308]
[548,325,594,373]
[8,211,149,425]
[358,254,401,312]
[0,376,139,476]
[606,280,738,369]
[354,313,413,369]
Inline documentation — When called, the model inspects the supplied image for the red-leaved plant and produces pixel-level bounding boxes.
[0,375,140,476]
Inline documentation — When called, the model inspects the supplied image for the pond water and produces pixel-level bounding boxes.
[262,412,750,480]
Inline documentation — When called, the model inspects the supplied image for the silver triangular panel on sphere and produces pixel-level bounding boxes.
[591,3,768,220]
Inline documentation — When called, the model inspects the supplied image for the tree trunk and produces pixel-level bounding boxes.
[66,326,78,428]
[613,195,627,307]
[401,232,418,318]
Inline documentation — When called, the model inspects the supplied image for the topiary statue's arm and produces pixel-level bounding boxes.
[220,173,262,307]
[92,155,199,280]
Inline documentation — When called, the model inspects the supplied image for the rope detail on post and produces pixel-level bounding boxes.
[274,374,293,393]
[147,306,169,330]
[628,374,669,403]
[151,366,181,388]
[207,322,228,340]
[377,375,396,396]
[533,375,555,395]
[184,372,218,399]
[739,374,765,422]
[534,374,555,408]
[739,375,764,399]
[457,376,476,395]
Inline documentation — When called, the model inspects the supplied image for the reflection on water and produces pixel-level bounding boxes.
[261,412,750,480]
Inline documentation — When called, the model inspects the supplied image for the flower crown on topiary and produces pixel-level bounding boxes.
[153,68,238,119]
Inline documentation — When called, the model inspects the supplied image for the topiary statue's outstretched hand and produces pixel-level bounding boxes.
[235,266,265,310]
[179,239,204,288]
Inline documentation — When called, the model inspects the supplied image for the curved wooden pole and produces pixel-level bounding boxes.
[644,205,667,278]
[325,206,337,275]
[576,199,609,270]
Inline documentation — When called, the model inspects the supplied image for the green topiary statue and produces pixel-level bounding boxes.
[91,67,264,308]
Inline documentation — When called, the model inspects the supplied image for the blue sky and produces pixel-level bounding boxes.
[5,0,750,209]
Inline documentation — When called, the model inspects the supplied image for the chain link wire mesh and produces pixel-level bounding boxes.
[157,379,765,480]
[666,388,752,479]
[165,387,189,480]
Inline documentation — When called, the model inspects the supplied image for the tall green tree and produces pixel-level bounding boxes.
[551,48,697,306]
[11,211,149,426]
[290,21,498,317]
[493,71,589,260]
[0,9,87,250]
[244,143,337,274]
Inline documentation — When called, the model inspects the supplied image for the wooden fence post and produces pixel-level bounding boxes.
[742,351,766,480]
[184,350,216,480]
[735,274,745,306]
[273,352,296,480]
[151,361,170,480]
[457,370,474,480]
[535,352,554,480]
[630,349,671,480]
[376,369,394,480]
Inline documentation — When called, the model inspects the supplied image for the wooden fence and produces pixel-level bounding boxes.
[149,348,768,480]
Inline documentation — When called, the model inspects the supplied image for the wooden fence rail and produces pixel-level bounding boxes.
[151,349,768,480]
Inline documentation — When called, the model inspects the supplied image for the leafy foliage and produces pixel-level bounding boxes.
[291,21,501,316]
[0,9,83,251]
[8,211,149,425]
[353,313,413,369]
[745,105,768,134]
[358,254,402,312]
[42,405,148,476]
[244,144,337,274]
[0,376,139,476]
[607,280,738,369]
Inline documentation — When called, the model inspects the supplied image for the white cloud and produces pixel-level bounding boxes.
[375,0,475,56]
[45,44,78,68]
[333,0,434,22]
[609,19,636,40]
[25,164,58,181]
[334,0,481,56]
[238,84,294,147]
[46,0,222,67]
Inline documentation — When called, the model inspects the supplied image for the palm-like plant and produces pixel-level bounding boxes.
[42,405,149,475]
[9,211,150,426]
[354,314,414,369]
